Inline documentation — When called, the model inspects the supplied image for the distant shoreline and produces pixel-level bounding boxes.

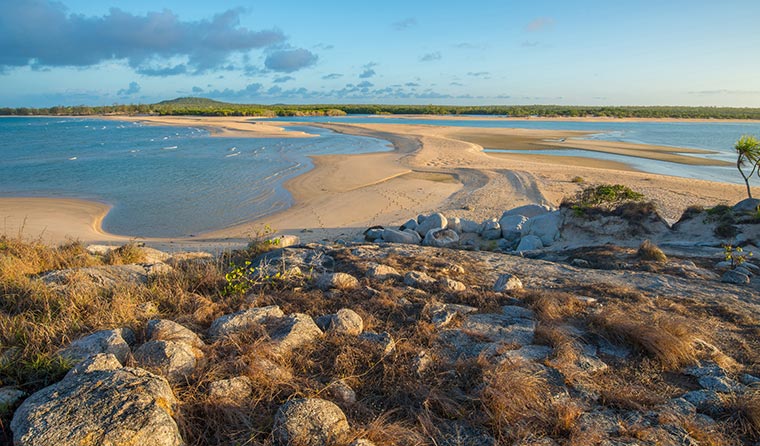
[0,115,748,248]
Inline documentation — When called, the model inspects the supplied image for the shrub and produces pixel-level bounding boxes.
[637,240,667,263]
[104,241,146,264]
[564,184,644,215]
[571,176,585,184]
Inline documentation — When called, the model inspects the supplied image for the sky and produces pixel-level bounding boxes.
[1,0,759,107]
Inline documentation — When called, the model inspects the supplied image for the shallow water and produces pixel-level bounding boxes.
[0,118,391,237]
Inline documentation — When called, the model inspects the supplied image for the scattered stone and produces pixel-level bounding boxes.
[0,387,26,413]
[480,218,502,240]
[422,228,460,248]
[493,273,523,292]
[516,235,543,252]
[327,379,356,404]
[268,313,323,354]
[503,204,553,219]
[522,211,561,246]
[208,376,253,401]
[416,213,447,237]
[382,228,422,244]
[40,265,148,288]
[359,331,396,355]
[350,440,376,446]
[424,302,478,328]
[208,305,285,339]
[146,319,204,349]
[85,244,115,256]
[499,214,529,240]
[320,308,364,336]
[414,350,434,376]
[571,258,590,268]
[316,272,360,290]
[272,398,350,446]
[404,271,437,288]
[460,218,482,234]
[59,328,135,365]
[438,277,466,292]
[11,354,181,446]
[447,216,463,234]
[721,269,750,285]
[366,263,401,280]
[134,340,199,384]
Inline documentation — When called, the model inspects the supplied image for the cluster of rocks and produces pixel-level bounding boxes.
[365,204,561,253]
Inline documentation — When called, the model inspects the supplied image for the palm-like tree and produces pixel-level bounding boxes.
[735,135,760,199]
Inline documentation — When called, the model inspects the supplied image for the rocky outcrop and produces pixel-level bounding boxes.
[272,398,350,446]
[11,354,181,446]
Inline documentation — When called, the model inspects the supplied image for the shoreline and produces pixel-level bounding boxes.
[0,116,750,248]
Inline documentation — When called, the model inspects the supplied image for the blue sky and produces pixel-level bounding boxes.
[1,0,759,107]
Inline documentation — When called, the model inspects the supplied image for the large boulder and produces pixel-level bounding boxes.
[522,211,561,246]
[133,340,200,384]
[415,213,447,237]
[11,354,182,446]
[499,214,529,240]
[515,235,544,252]
[208,305,285,339]
[460,218,482,234]
[382,228,421,244]
[479,219,502,240]
[733,198,760,215]
[502,204,553,219]
[272,398,350,446]
[422,228,460,248]
[59,328,135,365]
[446,217,463,234]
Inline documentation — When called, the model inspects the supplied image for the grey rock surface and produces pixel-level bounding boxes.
[146,319,205,349]
[208,305,285,339]
[59,328,135,365]
[208,376,253,401]
[382,228,421,244]
[415,213,447,237]
[493,273,523,292]
[316,272,360,290]
[422,228,460,248]
[272,398,350,446]
[134,339,200,384]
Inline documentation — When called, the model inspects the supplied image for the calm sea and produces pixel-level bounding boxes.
[0,117,391,237]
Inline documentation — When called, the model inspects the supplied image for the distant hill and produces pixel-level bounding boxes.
[155,97,232,108]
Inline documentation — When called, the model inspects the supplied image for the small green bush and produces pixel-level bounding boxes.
[638,240,667,263]
[564,184,644,216]
[571,176,585,184]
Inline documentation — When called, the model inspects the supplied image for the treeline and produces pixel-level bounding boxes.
[2,98,760,120]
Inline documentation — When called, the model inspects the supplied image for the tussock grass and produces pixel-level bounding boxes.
[104,241,147,265]
[724,388,760,441]
[590,307,702,370]
[637,239,667,263]
[523,290,588,323]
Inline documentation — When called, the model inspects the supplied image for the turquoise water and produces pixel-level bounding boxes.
[0,117,391,237]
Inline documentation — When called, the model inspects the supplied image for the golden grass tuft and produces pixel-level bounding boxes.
[725,388,760,441]
[590,307,702,370]
[637,239,667,263]
[523,290,588,323]
[104,241,147,265]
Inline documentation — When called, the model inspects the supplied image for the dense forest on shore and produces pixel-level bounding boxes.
[2,97,760,120]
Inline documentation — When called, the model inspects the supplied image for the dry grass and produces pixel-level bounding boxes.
[637,239,667,263]
[724,388,760,441]
[522,290,588,323]
[104,241,147,265]
[590,307,703,370]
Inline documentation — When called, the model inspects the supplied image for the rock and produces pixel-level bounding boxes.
[321,308,364,336]
[438,277,466,292]
[350,440,376,446]
[571,258,590,268]
[522,211,561,246]
[364,226,385,241]
[502,204,553,219]
[401,218,418,231]
[139,247,171,263]
[365,264,401,280]
[424,302,478,328]
[423,228,460,248]
[327,379,356,404]
[316,272,360,290]
[682,390,721,411]
[480,218,502,240]
[208,305,285,339]
[268,313,323,354]
[414,350,434,376]
[440,306,536,359]
[146,319,205,349]
[11,354,181,446]
[134,340,199,384]
[143,262,174,277]
[416,213,447,237]
[404,271,437,288]
[714,260,733,270]
[722,269,750,285]
[515,235,544,252]
[502,345,553,362]
[40,265,148,288]
[272,398,350,446]
[446,217,463,234]
[165,251,214,266]
[733,198,760,214]
[85,244,115,255]
[698,375,740,393]
[735,266,753,277]
[499,214,529,240]
[0,387,26,413]
[359,331,396,355]
[208,376,253,401]
[741,374,760,385]
[59,328,135,365]
[460,218,482,233]
[493,273,523,292]
[382,228,421,244]
[268,234,301,248]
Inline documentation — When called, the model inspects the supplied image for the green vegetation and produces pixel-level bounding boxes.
[723,244,753,269]
[565,184,645,215]
[735,135,760,199]
[3,97,760,120]
[637,240,668,263]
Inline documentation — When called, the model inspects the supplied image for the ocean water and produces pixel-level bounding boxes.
[0,117,391,237]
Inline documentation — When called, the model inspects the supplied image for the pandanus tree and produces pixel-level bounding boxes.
[735,135,760,199]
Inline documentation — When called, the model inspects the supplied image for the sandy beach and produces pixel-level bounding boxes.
[0,116,748,248]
